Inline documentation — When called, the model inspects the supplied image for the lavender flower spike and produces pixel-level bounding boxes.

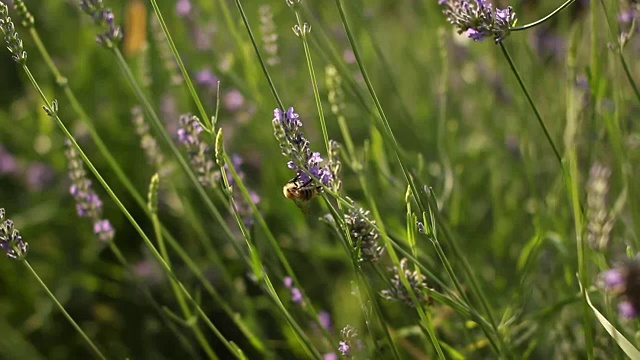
[79,0,123,48]
[64,140,115,243]
[440,0,517,43]
[272,107,333,186]
[0,208,29,260]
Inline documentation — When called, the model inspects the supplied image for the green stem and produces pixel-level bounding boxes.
[221,152,331,357]
[22,64,242,360]
[232,0,284,109]
[150,202,219,360]
[294,11,331,156]
[511,0,577,31]
[146,0,211,130]
[23,260,106,360]
[336,0,505,354]
[564,30,595,360]
[595,0,640,104]
[499,43,562,166]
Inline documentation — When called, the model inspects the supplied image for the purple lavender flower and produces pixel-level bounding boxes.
[440,0,517,43]
[338,341,350,356]
[338,325,358,356]
[79,0,123,48]
[283,276,303,304]
[65,140,114,242]
[272,107,334,187]
[600,256,640,319]
[0,208,28,260]
[93,219,115,243]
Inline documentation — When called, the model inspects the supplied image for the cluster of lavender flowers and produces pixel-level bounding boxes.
[439,0,517,43]
[64,140,114,242]
[0,208,28,260]
[344,206,384,263]
[177,114,220,188]
[381,258,431,307]
[0,2,27,65]
[272,107,334,187]
[79,0,122,48]
[600,256,640,318]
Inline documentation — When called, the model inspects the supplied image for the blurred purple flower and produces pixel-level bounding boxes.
[196,68,218,89]
[600,256,640,319]
[343,48,356,64]
[283,276,303,303]
[0,146,17,175]
[318,310,332,330]
[176,0,191,17]
[224,90,245,112]
[323,353,337,360]
[93,219,115,242]
[618,9,637,24]
[338,341,350,356]
[25,162,54,191]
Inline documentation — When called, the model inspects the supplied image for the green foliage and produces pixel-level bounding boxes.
[1,0,640,358]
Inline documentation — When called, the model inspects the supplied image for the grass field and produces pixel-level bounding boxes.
[1,0,640,358]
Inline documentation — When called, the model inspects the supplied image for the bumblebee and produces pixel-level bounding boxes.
[283,175,322,210]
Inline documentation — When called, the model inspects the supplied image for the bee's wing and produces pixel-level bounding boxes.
[293,199,311,214]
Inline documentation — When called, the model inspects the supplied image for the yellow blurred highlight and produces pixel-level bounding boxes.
[123,0,147,56]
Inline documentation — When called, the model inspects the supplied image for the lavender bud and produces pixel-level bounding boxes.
[345,206,384,263]
[0,209,29,260]
[177,114,220,188]
[11,0,34,28]
[0,3,27,64]
[381,258,431,307]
